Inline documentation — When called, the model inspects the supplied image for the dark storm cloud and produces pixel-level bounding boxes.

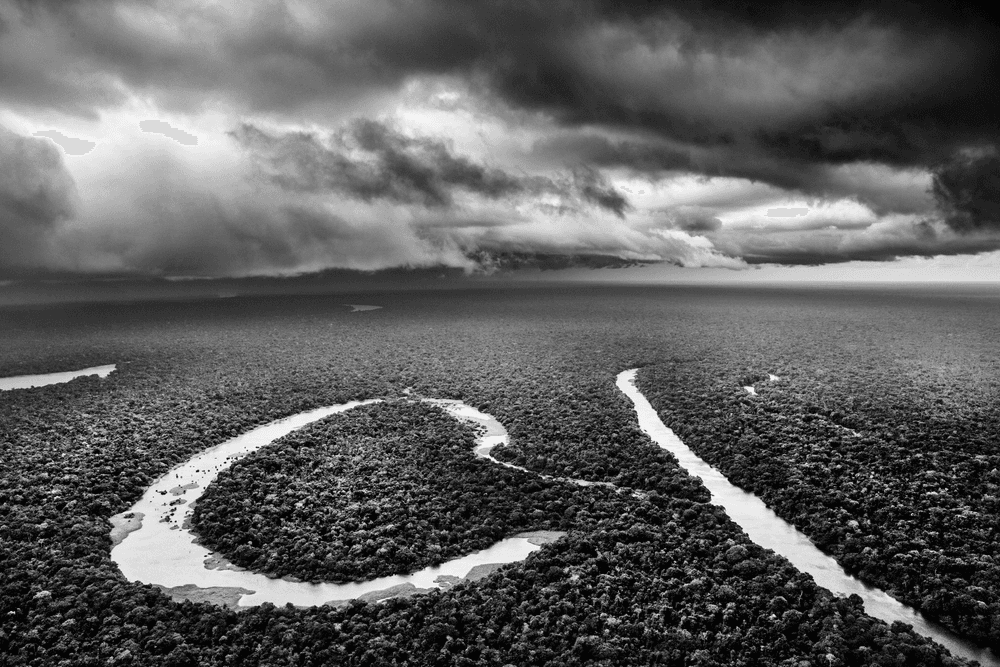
[572,167,631,218]
[5,1,995,166]
[4,1,996,177]
[482,1,1000,170]
[678,216,722,233]
[2,0,998,274]
[531,133,934,218]
[932,149,1000,233]
[230,120,528,208]
[584,0,988,29]
[231,120,631,216]
[651,207,722,233]
[0,3,127,118]
[0,123,76,273]
[533,134,693,173]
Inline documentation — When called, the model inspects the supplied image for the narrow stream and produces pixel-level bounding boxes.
[0,364,116,391]
[619,368,997,666]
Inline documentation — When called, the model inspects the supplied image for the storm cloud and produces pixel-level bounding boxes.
[231,121,527,207]
[231,120,631,217]
[0,123,77,273]
[0,0,998,277]
[650,206,723,234]
[933,149,1000,233]
[6,1,996,166]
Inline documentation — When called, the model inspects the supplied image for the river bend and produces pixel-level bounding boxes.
[109,398,563,608]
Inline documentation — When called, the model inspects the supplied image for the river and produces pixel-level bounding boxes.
[0,364,116,390]
[618,368,996,666]
[3,363,992,662]
[109,398,564,608]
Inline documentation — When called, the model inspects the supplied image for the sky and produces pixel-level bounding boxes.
[1,0,999,284]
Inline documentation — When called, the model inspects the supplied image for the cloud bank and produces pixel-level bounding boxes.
[0,123,77,273]
[0,0,997,278]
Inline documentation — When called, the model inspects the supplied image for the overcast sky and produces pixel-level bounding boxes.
[1,0,998,281]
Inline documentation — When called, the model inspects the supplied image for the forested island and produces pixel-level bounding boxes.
[2,285,998,665]
[192,399,586,583]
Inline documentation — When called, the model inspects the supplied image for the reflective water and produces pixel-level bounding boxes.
[0,364,116,390]
[618,369,996,666]
[111,398,563,608]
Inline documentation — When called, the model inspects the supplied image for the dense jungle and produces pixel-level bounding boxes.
[2,283,998,666]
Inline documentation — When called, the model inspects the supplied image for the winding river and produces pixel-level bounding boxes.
[3,363,995,663]
[109,398,564,608]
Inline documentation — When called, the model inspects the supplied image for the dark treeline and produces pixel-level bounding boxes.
[1,285,998,665]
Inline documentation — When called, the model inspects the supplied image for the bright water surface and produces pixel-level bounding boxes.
[0,364,116,390]
[110,398,563,607]
[619,369,997,666]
